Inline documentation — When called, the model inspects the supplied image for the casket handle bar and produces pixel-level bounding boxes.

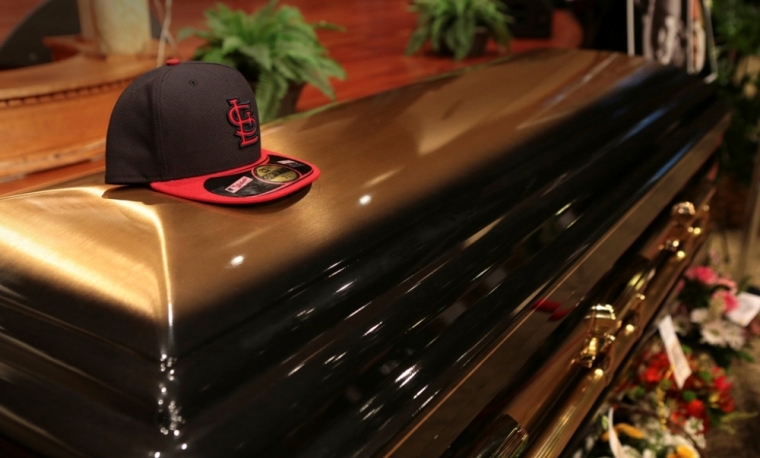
[577,199,700,369]
[577,255,656,369]
[577,303,617,368]
[523,196,712,458]
[460,414,529,458]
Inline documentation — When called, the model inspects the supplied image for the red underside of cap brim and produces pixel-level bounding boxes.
[149,149,320,205]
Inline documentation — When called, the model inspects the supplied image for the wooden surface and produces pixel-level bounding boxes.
[0,0,582,194]
[0,53,154,100]
[0,51,155,180]
[2,0,582,112]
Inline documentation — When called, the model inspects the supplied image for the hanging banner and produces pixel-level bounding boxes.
[627,0,717,81]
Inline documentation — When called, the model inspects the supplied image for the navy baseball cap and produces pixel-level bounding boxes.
[104,60,319,204]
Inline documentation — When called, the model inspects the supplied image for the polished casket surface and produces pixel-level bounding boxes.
[0,49,728,457]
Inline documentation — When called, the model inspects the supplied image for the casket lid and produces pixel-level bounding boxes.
[0,49,649,358]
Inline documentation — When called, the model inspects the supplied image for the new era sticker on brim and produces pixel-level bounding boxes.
[204,154,315,198]
[149,150,319,205]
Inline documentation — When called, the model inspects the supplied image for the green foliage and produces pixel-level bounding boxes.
[179,1,346,122]
[713,0,760,60]
[717,80,760,185]
[712,0,760,186]
[717,410,759,434]
[737,349,755,362]
[405,0,512,61]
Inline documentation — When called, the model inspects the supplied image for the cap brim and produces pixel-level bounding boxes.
[150,149,319,205]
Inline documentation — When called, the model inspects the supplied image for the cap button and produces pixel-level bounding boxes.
[166,58,181,66]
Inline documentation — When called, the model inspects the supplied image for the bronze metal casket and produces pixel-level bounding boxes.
[0,49,729,458]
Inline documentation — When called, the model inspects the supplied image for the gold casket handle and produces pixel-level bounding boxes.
[460,414,529,458]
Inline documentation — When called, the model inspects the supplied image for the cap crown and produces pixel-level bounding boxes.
[105,62,261,184]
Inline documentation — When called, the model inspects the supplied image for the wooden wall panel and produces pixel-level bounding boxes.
[1,1,582,113]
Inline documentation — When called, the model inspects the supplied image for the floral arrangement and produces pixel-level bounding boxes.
[673,264,752,368]
[585,341,739,458]
[622,343,736,431]
[581,261,758,458]
[588,411,704,458]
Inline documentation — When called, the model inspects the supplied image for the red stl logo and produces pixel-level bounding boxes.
[227,98,259,148]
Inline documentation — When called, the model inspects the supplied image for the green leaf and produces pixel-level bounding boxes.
[601,414,610,430]
[221,36,245,54]
[430,16,447,52]
[200,48,231,65]
[272,60,299,82]
[314,21,345,32]
[239,44,272,71]
[318,58,346,80]
[682,390,697,402]
[255,70,289,123]
[406,26,430,55]
[737,350,754,362]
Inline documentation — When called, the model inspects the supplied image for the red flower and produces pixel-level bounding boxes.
[651,352,670,369]
[719,396,736,413]
[642,367,661,384]
[670,410,687,425]
[714,375,732,393]
[685,399,706,418]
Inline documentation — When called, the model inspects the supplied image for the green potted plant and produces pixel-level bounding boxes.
[179,1,346,122]
[405,0,512,61]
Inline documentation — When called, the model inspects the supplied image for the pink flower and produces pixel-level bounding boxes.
[684,266,719,285]
[716,277,738,293]
[712,289,739,313]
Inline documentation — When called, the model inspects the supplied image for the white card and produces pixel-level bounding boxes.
[658,315,692,389]
[727,292,760,327]
[607,407,625,458]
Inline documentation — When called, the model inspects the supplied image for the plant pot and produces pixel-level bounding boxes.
[276,82,305,119]
[249,80,305,121]
[438,27,489,59]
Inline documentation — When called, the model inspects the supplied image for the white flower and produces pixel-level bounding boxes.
[642,450,655,458]
[622,445,643,458]
[700,320,728,346]
[584,434,596,451]
[699,319,746,349]
[690,308,709,324]
[684,417,707,449]
[722,321,746,350]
